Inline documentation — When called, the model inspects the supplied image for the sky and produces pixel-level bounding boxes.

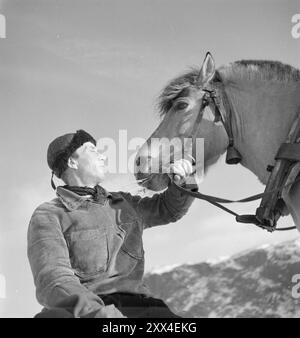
[0,0,299,317]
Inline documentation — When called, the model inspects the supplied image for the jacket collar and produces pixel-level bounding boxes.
[56,185,112,210]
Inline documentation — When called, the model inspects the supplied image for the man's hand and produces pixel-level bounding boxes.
[64,293,126,318]
[169,159,195,185]
[94,304,126,318]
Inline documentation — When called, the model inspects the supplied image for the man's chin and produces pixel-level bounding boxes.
[95,173,106,184]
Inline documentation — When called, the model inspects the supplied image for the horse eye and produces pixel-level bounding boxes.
[175,102,189,110]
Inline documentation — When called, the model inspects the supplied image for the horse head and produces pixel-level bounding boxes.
[134,53,228,191]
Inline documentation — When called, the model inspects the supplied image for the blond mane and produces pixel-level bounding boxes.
[158,60,300,116]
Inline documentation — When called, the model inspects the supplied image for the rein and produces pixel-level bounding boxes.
[176,80,299,232]
[173,176,300,231]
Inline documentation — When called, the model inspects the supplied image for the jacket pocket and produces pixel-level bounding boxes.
[119,221,143,260]
[66,229,108,278]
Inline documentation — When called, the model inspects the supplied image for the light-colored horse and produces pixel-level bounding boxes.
[134,53,300,231]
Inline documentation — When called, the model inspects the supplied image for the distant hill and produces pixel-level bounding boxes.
[144,239,300,318]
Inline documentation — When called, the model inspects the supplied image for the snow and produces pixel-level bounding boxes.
[150,264,181,274]
[206,255,230,265]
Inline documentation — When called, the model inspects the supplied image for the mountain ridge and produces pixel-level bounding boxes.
[144,239,300,317]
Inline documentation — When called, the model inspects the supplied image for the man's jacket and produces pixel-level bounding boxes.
[27,182,195,315]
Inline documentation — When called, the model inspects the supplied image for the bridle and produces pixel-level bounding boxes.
[173,78,300,232]
[189,79,242,165]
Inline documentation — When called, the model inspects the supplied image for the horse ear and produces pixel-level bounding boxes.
[197,52,215,85]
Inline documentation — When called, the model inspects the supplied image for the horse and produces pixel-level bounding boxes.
[134,52,300,231]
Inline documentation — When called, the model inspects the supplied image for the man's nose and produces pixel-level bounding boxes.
[98,153,107,161]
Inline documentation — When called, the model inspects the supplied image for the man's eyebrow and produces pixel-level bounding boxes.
[83,143,91,151]
[86,143,96,149]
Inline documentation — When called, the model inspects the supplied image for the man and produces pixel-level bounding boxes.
[28,129,197,318]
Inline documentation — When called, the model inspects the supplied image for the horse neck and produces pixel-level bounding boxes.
[223,78,300,184]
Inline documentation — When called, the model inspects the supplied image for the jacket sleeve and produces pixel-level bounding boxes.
[27,205,104,316]
[122,179,198,229]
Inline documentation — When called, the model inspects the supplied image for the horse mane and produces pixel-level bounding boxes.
[157,67,199,117]
[158,60,300,117]
[220,60,300,85]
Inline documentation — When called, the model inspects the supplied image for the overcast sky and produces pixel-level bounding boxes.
[0,0,299,317]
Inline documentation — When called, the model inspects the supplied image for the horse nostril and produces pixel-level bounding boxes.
[136,157,141,167]
[136,156,153,169]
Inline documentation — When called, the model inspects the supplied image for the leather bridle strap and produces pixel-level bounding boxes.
[173,163,300,231]
[173,181,298,231]
[191,82,241,165]
[203,83,242,165]
[189,93,210,138]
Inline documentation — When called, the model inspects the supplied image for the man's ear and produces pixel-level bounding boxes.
[197,52,215,85]
[67,157,78,170]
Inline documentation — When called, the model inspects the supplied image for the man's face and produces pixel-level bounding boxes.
[72,142,106,184]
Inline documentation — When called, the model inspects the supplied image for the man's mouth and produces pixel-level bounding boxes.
[97,159,105,166]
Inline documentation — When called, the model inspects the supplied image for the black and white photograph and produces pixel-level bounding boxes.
[0,0,300,321]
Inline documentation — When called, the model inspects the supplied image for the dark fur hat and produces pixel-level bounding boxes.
[47,129,96,179]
